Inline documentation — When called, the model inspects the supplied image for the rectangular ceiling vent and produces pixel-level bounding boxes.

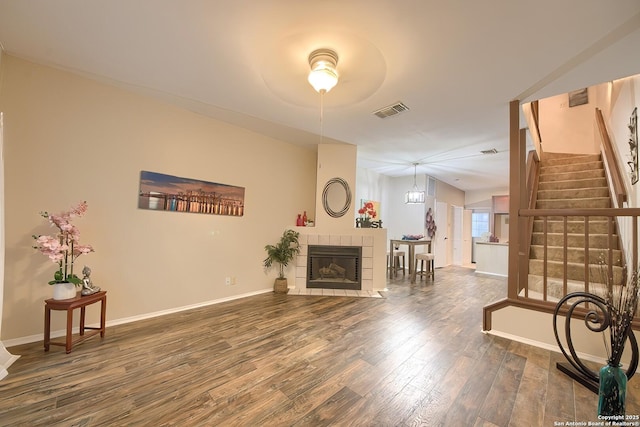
[373,102,409,119]
[481,148,498,155]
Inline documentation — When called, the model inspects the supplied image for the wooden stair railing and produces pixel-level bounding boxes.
[531,100,542,148]
[597,107,627,208]
[521,149,540,298]
[484,101,638,332]
[596,107,631,273]
[484,207,640,331]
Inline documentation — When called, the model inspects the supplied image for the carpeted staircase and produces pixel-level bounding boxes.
[527,153,624,298]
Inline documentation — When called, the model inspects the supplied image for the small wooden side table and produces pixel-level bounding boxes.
[44,290,107,353]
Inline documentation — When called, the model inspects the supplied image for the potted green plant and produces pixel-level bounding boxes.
[263,229,300,293]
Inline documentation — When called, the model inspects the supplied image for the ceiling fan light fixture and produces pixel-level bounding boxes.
[307,49,339,93]
[405,163,425,204]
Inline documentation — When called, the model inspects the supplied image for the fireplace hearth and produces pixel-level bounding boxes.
[307,245,361,290]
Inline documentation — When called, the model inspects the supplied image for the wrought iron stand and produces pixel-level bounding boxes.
[553,292,639,393]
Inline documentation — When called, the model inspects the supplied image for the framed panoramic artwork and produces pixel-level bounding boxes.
[138,170,245,216]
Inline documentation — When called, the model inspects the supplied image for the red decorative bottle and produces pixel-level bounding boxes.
[302,211,308,226]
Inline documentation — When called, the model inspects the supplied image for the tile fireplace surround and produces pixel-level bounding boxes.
[292,228,387,292]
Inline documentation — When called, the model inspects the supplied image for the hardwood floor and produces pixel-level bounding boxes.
[2,266,640,426]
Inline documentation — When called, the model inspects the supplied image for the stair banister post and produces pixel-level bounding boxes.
[508,100,521,300]
[518,128,529,296]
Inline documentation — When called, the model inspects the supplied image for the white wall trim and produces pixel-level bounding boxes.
[484,327,609,366]
[0,110,20,380]
[3,288,273,348]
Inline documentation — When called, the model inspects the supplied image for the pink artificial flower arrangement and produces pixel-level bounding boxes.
[33,201,94,285]
[358,201,377,220]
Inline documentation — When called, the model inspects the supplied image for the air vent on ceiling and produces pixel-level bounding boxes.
[373,102,410,119]
[481,148,498,155]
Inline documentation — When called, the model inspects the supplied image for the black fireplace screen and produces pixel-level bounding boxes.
[307,245,362,290]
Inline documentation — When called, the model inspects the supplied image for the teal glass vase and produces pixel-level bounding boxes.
[598,363,627,416]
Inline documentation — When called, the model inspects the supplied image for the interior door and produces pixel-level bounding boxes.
[452,206,463,265]
[463,209,473,265]
[434,201,448,268]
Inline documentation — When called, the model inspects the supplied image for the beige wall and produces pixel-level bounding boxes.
[0,55,317,342]
[538,88,600,155]
[314,144,356,230]
[608,75,640,207]
[435,180,465,207]
[465,187,508,207]
[0,49,5,335]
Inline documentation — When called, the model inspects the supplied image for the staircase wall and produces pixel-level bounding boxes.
[488,305,634,366]
[489,77,640,364]
[607,75,640,208]
[538,90,599,155]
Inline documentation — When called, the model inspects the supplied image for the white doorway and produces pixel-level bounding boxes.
[434,201,448,268]
[471,210,491,263]
[463,209,473,265]
[452,206,463,265]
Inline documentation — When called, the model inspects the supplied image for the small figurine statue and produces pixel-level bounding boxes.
[81,265,101,296]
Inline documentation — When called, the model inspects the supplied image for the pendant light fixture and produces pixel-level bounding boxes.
[307,48,340,147]
[307,49,339,94]
[405,163,425,204]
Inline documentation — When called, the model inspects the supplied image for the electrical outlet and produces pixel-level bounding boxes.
[231,277,237,285]
[225,277,231,285]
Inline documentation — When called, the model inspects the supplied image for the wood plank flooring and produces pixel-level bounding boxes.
[2,265,640,426]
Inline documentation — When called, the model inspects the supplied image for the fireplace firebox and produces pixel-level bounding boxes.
[307,245,362,290]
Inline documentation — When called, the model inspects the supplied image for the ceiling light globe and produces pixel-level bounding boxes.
[308,64,339,93]
[307,49,339,93]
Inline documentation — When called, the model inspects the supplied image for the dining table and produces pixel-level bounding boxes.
[389,238,433,284]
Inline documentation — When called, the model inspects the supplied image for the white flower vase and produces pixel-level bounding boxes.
[52,282,77,300]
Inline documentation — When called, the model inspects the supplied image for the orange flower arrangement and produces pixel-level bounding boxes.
[358,201,377,220]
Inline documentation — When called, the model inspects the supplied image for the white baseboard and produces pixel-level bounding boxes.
[3,288,273,348]
[484,328,608,366]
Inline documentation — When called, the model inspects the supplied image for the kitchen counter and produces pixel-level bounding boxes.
[475,241,508,277]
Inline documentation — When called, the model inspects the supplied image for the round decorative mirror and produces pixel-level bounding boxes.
[322,177,351,218]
